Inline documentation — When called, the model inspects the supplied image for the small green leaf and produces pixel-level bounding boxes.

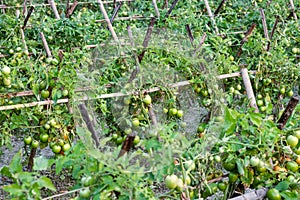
[275,181,290,191]
[0,166,12,178]
[236,159,244,176]
[3,184,23,196]
[249,113,262,127]
[33,156,50,171]
[280,190,299,200]
[38,176,56,191]
[9,150,23,174]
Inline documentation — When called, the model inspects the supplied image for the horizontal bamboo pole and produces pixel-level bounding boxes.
[0,70,257,111]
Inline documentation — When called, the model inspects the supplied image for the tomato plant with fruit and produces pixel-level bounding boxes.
[0,0,299,200]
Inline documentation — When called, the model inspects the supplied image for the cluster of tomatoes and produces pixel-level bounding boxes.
[24,118,71,155]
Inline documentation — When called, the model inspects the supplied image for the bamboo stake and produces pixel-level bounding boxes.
[97,0,119,42]
[22,6,34,30]
[214,0,226,16]
[110,2,123,23]
[0,0,5,13]
[66,0,78,18]
[22,0,27,16]
[0,71,257,111]
[259,8,269,40]
[204,0,219,34]
[185,24,195,47]
[277,97,299,130]
[289,0,298,20]
[48,0,60,20]
[236,24,256,57]
[241,68,259,113]
[267,16,279,51]
[152,0,160,18]
[39,32,52,57]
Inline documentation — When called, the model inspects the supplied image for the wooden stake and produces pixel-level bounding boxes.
[241,68,259,113]
[138,17,156,62]
[118,133,136,158]
[214,0,226,16]
[48,0,60,20]
[289,0,298,21]
[66,0,78,18]
[267,16,279,51]
[277,96,299,130]
[204,0,219,34]
[78,103,100,147]
[22,0,27,16]
[39,32,52,57]
[110,2,123,23]
[236,24,256,57]
[97,0,119,42]
[152,0,160,18]
[27,147,37,172]
[259,8,269,40]
[185,24,195,47]
[165,0,179,19]
[22,6,34,30]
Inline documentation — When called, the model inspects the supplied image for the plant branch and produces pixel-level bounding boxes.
[138,17,156,62]
[22,6,34,30]
[267,16,279,51]
[110,2,123,23]
[277,96,299,130]
[259,8,269,40]
[66,0,78,18]
[185,24,194,47]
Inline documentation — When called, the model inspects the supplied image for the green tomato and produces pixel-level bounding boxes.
[44,123,51,130]
[79,188,91,198]
[236,84,242,91]
[176,110,183,118]
[184,160,196,171]
[3,77,11,86]
[52,145,61,154]
[62,89,69,97]
[62,143,71,152]
[165,174,178,189]
[214,155,221,163]
[250,157,260,167]
[228,172,239,183]
[39,133,49,143]
[257,100,264,107]
[257,94,263,99]
[292,47,298,54]
[168,108,178,116]
[2,66,11,75]
[132,118,140,127]
[24,136,32,145]
[287,135,298,147]
[143,94,152,105]
[218,182,227,191]
[176,178,184,192]
[133,135,140,145]
[31,140,39,148]
[286,90,293,97]
[279,87,286,94]
[286,161,299,172]
[201,90,209,97]
[267,188,281,200]
[229,55,234,61]
[294,130,300,139]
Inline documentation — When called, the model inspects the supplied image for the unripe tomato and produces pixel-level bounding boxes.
[133,135,140,145]
[3,77,11,86]
[79,188,91,198]
[132,118,140,127]
[218,182,227,191]
[31,140,39,148]
[62,143,71,152]
[24,136,32,145]
[286,161,299,172]
[287,135,298,147]
[228,172,238,183]
[294,130,300,139]
[165,174,178,189]
[39,133,49,143]
[287,90,294,97]
[2,66,11,75]
[52,145,62,154]
[143,94,152,105]
[176,110,183,118]
[184,160,196,171]
[267,188,281,200]
[41,90,50,99]
[168,108,178,116]
[250,157,260,167]
[176,178,184,192]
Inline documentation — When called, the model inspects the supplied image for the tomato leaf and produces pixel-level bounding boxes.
[33,156,50,171]
[9,150,23,174]
[236,159,244,176]
[3,184,23,196]
[38,176,56,191]
[275,181,290,191]
[249,113,262,127]
[0,166,12,178]
[280,190,299,200]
